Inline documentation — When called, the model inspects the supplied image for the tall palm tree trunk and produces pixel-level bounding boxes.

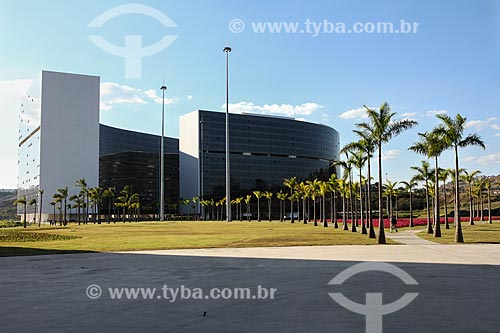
[257,198,261,222]
[480,192,484,221]
[367,159,375,238]
[323,194,327,227]
[268,199,272,222]
[443,184,450,229]
[342,195,348,231]
[425,180,432,233]
[359,173,367,234]
[454,146,464,242]
[377,144,385,243]
[468,184,474,225]
[303,197,307,224]
[349,173,356,233]
[434,157,441,237]
[409,189,414,227]
[313,198,317,226]
[487,188,492,224]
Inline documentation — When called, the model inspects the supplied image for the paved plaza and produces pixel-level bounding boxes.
[1,238,499,332]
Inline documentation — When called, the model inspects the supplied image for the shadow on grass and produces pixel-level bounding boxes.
[0,247,96,257]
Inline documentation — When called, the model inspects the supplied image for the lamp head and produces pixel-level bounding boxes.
[223,46,232,53]
[160,85,167,91]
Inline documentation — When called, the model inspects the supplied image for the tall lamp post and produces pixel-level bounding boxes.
[160,84,167,221]
[223,46,232,222]
[200,119,204,220]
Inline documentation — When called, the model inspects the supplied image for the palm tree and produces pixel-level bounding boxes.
[344,135,376,237]
[192,196,201,219]
[484,178,493,224]
[180,198,191,219]
[75,178,89,223]
[306,179,319,226]
[283,177,297,223]
[409,131,447,237]
[242,195,250,221]
[234,197,243,221]
[52,193,63,225]
[14,195,28,228]
[334,155,355,232]
[350,150,368,234]
[318,181,329,227]
[411,160,433,233]
[435,113,485,242]
[49,200,56,225]
[460,170,481,226]
[253,191,264,222]
[102,187,115,223]
[264,191,273,222]
[475,178,485,222]
[94,187,104,224]
[276,191,287,222]
[327,174,339,229]
[116,185,133,222]
[401,178,417,228]
[360,103,417,243]
[69,194,78,222]
[129,192,140,222]
[28,198,37,226]
[55,187,69,224]
[383,180,399,223]
[439,169,453,229]
[297,182,309,224]
[337,178,349,231]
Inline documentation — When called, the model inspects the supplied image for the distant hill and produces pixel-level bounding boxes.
[0,190,17,219]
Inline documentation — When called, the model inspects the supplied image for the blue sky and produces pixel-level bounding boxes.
[1,0,500,188]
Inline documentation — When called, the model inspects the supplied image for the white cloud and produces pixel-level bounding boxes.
[223,101,323,117]
[495,133,500,137]
[144,89,164,104]
[382,149,401,160]
[426,109,447,117]
[0,79,33,97]
[339,107,368,120]
[400,112,419,118]
[100,82,174,111]
[465,153,500,165]
[465,117,499,130]
[187,95,193,101]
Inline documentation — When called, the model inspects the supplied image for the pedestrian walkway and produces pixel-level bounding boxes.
[385,229,439,245]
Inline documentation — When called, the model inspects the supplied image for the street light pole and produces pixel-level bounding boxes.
[160,84,167,221]
[223,46,232,222]
[200,119,204,220]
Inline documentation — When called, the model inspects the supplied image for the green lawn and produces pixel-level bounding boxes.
[0,221,397,256]
[418,221,500,244]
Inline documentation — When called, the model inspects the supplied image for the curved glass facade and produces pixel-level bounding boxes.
[183,110,340,200]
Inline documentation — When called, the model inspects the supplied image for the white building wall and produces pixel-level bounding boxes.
[38,71,100,216]
[179,110,199,213]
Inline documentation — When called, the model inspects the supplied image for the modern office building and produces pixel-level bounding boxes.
[17,71,340,221]
[99,124,179,215]
[180,110,340,213]
[17,71,100,220]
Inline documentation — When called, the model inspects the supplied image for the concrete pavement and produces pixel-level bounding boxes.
[1,244,499,332]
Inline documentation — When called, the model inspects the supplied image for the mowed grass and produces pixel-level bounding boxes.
[0,221,397,256]
[418,221,500,244]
